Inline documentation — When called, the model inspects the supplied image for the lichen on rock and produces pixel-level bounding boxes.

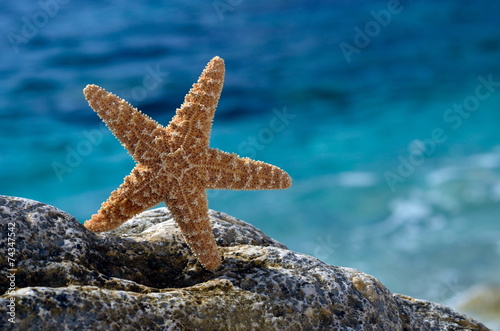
[0,196,491,330]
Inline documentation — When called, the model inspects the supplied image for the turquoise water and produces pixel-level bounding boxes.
[1,0,499,306]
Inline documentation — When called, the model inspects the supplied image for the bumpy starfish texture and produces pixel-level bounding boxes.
[83,56,292,271]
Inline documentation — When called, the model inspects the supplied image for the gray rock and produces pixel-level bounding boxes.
[0,196,491,330]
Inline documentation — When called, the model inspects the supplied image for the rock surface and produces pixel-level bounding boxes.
[0,196,491,330]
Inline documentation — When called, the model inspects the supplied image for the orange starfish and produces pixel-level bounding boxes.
[83,57,292,271]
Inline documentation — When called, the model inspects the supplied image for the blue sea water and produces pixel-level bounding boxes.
[1,0,499,314]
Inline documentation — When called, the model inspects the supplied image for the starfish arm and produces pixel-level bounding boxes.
[165,182,221,271]
[84,84,170,163]
[84,165,165,232]
[200,149,292,190]
[168,57,225,151]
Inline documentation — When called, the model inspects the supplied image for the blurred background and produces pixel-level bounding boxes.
[1,0,499,324]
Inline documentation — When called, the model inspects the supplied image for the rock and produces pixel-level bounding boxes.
[0,196,491,330]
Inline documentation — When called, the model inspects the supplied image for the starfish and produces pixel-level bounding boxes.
[83,56,292,271]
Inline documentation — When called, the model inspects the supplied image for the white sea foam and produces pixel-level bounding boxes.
[336,171,378,187]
